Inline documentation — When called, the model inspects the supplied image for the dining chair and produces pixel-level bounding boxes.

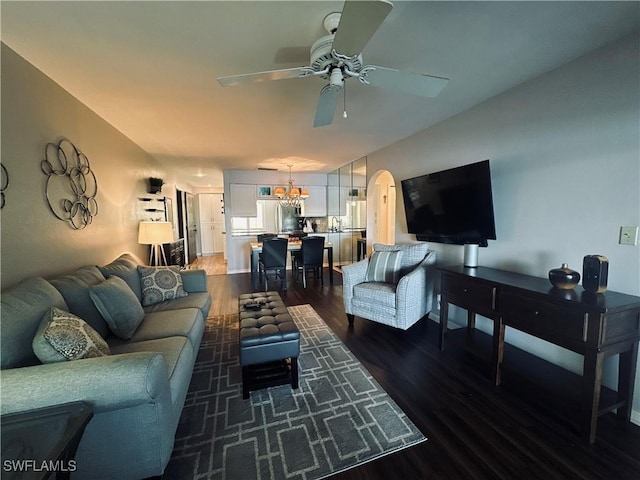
[293,236,325,288]
[256,233,277,282]
[259,237,288,291]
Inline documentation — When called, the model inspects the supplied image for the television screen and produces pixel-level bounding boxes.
[401,160,497,247]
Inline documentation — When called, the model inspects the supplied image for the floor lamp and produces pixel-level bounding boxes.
[138,221,174,266]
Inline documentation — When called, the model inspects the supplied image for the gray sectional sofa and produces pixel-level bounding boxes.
[1,253,211,480]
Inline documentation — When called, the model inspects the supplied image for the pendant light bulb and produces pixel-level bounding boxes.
[343,110,348,119]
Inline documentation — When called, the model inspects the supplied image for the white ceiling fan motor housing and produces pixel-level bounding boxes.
[310,34,363,80]
[309,11,362,81]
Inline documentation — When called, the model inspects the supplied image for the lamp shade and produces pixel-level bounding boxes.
[138,221,174,245]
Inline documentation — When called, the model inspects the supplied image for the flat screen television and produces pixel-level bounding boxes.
[401,159,497,247]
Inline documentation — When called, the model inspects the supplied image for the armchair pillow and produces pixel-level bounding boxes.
[33,307,110,363]
[365,250,403,284]
[89,276,145,340]
[373,243,429,277]
[138,266,188,307]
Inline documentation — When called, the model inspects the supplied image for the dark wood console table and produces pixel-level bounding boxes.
[438,265,640,444]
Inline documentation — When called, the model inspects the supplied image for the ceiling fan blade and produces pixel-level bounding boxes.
[313,84,341,127]
[361,66,449,97]
[217,67,309,87]
[332,0,393,57]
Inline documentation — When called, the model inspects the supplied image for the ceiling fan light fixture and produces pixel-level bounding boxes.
[329,68,344,87]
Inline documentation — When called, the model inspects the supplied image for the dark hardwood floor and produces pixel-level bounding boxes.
[204,269,640,480]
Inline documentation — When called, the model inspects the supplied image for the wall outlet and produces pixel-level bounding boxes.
[619,226,639,246]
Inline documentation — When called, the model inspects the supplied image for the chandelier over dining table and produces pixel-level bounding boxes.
[274,164,309,207]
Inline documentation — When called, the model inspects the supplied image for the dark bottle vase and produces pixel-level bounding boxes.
[548,263,580,289]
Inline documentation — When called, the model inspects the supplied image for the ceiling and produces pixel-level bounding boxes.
[2,1,638,187]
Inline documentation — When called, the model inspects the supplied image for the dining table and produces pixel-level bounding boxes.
[249,239,333,290]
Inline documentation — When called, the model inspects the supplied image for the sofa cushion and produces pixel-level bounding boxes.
[353,282,397,309]
[107,308,204,351]
[33,307,111,363]
[1,277,69,369]
[89,276,145,340]
[373,243,429,277]
[110,336,194,404]
[98,253,144,302]
[49,266,110,338]
[365,250,403,284]
[143,291,211,319]
[138,266,188,307]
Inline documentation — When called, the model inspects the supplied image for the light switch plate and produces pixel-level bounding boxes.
[619,226,639,246]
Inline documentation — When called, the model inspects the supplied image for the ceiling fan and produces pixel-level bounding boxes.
[217,0,449,128]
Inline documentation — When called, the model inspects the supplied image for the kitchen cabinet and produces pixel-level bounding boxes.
[303,186,327,216]
[198,193,225,255]
[229,184,257,217]
[340,231,354,266]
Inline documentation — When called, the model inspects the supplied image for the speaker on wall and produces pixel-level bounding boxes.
[582,255,608,293]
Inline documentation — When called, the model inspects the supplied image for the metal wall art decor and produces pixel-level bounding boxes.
[1,163,8,209]
[41,138,98,229]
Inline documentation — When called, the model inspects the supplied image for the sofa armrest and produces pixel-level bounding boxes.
[341,258,369,314]
[0,352,170,416]
[395,250,437,327]
[180,269,208,293]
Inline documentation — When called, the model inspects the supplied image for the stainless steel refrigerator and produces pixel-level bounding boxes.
[277,205,301,233]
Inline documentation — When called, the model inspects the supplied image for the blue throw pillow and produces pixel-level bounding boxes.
[89,276,145,340]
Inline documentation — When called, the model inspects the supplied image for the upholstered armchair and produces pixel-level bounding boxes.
[342,243,436,330]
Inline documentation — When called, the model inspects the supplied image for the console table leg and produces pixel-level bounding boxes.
[492,319,505,386]
[582,350,605,444]
[467,310,476,330]
[617,343,639,426]
[439,298,449,350]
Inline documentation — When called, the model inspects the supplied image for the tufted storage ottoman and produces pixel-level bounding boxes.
[238,291,300,399]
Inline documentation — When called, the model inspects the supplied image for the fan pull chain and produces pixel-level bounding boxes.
[343,81,348,119]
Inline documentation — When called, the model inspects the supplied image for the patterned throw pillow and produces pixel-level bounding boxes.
[365,250,404,284]
[32,307,110,363]
[137,266,188,307]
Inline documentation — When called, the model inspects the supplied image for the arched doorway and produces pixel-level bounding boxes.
[366,170,396,250]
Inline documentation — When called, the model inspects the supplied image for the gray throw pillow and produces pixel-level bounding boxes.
[365,250,404,284]
[33,307,110,363]
[98,254,144,302]
[89,276,145,340]
[137,266,188,307]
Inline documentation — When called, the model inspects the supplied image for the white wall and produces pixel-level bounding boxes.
[367,34,640,419]
[1,44,169,288]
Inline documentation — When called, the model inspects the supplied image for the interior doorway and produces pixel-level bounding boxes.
[367,170,396,250]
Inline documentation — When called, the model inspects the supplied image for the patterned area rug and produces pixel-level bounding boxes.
[163,304,426,480]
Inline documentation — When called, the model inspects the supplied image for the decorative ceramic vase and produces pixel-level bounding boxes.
[548,263,580,289]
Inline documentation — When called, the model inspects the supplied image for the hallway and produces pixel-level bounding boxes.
[188,253,226,275]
